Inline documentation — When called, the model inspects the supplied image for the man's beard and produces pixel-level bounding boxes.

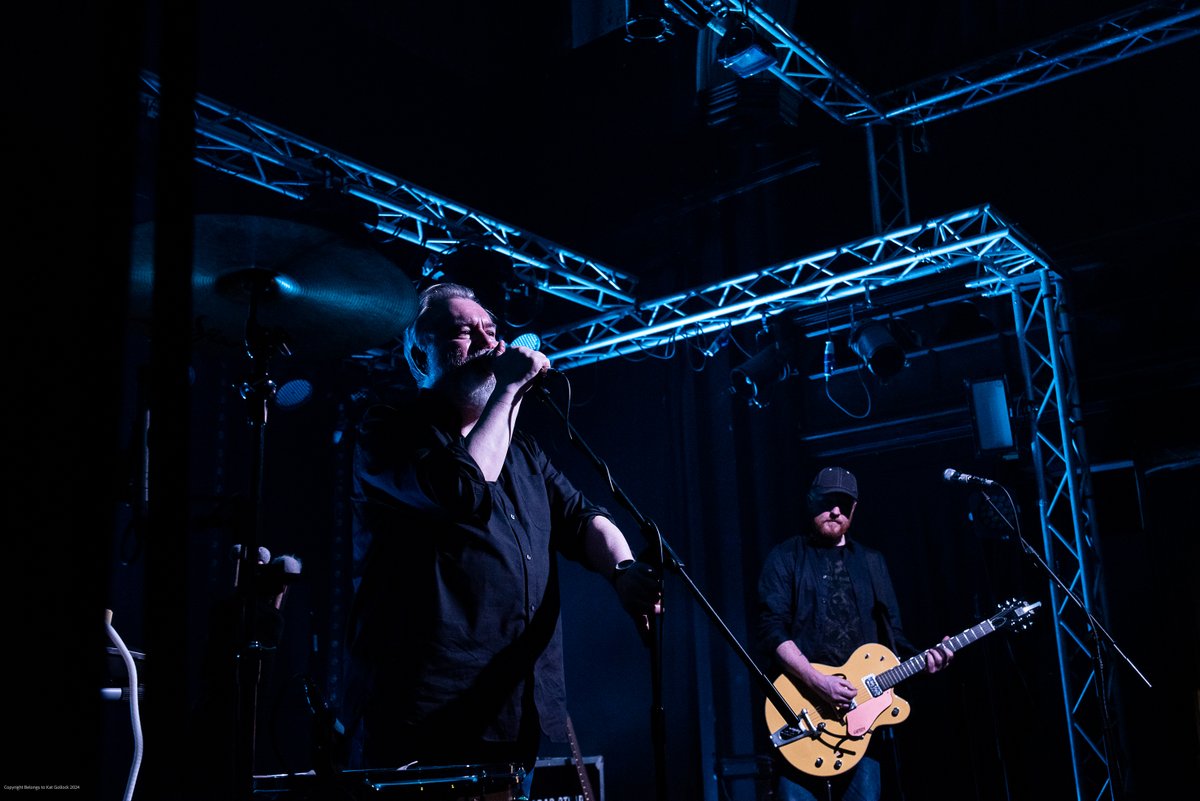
[443,349,496,410]
[815,518,849,540]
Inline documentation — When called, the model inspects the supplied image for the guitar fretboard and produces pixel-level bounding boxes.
[874,619,995,691]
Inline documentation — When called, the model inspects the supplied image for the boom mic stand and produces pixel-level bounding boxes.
[535,387,811,801]
[979,484,1150,801]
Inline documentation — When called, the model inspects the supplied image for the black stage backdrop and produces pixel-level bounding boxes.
[12,3,1199,800]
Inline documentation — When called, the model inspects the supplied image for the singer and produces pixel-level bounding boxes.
[756,467,954,801]
[341,280,660,793]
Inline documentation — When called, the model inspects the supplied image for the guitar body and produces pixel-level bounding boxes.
[765,643,911,777]
[762,599,1041,779]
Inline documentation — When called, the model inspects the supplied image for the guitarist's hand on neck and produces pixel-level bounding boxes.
[923,636,954,673]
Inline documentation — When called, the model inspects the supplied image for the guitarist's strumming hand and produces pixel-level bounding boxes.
[808,670,859,712]
[775,640,858,711]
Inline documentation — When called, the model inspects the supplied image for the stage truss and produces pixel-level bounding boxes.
[669,0,1200,126]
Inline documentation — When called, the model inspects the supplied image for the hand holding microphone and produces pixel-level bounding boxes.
[490,341,555,392]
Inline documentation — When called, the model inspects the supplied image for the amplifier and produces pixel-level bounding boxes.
[530,757,604,801]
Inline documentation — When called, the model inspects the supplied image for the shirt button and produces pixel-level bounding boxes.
[509,513,516,520]
[530,604,536,612]
[526,553,532,560]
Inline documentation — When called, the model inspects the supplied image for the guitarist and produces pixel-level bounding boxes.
[756,467,953,801]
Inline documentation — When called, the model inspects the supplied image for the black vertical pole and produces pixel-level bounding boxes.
[144,0,197,797]
[14,0,142,794]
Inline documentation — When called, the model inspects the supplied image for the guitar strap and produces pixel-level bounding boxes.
[874,599,900,656]
[564,714,597,801]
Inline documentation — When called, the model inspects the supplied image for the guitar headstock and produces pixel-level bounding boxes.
[990,598,1041,632]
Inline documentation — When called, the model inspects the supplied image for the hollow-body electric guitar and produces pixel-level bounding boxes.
[764,598,1040,777]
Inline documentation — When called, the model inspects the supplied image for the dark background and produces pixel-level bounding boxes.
[12,2,1199,800]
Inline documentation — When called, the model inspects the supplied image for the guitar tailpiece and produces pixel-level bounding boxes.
[770,723,812,748]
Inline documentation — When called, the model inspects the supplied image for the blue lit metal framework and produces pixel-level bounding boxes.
[676,0,1200,240]
[134,2,1187,783]
[865,125,912,234]
[540,205,1044,369]
[138,73,638,314]
[672,0,1200,126]
[1009,272,1118,801]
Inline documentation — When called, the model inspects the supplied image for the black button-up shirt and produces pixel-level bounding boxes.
[344,391,609,759]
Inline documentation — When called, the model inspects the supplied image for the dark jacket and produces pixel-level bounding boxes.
[757,534,916,670]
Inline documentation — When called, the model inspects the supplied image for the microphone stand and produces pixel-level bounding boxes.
[980,486,1150,801]
[535,388,810,801]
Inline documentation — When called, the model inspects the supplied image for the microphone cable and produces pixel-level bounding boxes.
[104,609,143,801]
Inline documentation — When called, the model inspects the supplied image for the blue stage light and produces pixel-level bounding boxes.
[717,15,777,78]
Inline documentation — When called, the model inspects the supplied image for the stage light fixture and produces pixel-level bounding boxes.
[730,342,789,406]
[849,319,907,380]
[625,0,673,42]
[730,316,801,407]
[717,14,777,78]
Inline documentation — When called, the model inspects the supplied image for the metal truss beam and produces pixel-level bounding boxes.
[1011,272,1119,801]
[671,0,883,122]
[541,205,1050,369]
[876,1,1200,126]
[138,72,639,313]
[673,1,1200,126]
[865,124,912,234]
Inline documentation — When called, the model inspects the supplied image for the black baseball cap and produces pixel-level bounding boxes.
[811,467,858,500]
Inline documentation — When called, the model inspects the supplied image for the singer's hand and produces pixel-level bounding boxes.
[612,559,662,617]
[611,559,663,648]
[491,341,550,392]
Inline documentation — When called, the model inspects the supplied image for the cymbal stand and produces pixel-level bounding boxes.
[535,388,810,801]
[231,274,292,800]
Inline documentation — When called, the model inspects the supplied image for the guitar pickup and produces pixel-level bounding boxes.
[862,674,881,697]
[770,710,816,747]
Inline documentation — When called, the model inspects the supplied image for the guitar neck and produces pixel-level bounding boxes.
[875,618,997,691]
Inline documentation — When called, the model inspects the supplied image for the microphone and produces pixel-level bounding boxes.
[823,340,835,379]
[943,468,999,488]
[532,367,565,389]
[489,346,561,381]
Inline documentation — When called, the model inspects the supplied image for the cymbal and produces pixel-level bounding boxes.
[129,215,418,361]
